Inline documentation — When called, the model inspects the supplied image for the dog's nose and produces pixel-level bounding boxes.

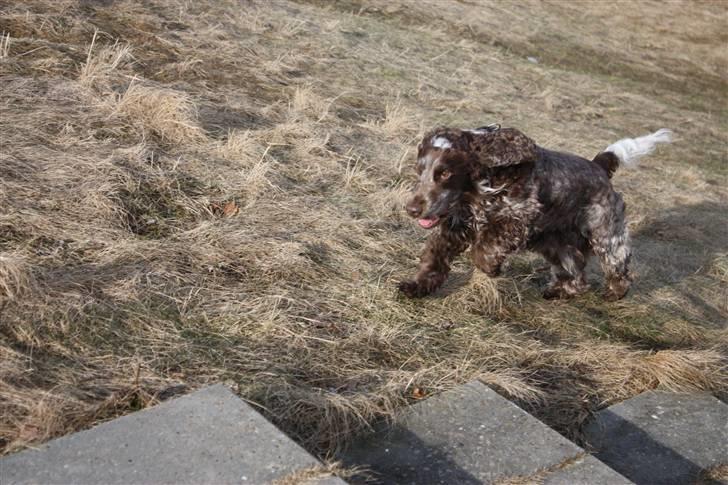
[406,199,423,218]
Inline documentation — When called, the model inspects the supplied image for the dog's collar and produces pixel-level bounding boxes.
[475,123,500,133]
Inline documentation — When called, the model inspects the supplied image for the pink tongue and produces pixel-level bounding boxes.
[418,217,438,229]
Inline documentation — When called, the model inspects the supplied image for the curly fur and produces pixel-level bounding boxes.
[400,126,672,300]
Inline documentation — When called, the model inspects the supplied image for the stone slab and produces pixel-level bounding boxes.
[545,454,633,484]
[584,391,728,485]
[338,381,629,484]
[0,384,346,485]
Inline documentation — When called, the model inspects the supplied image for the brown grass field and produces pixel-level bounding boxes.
[1,0,726,469]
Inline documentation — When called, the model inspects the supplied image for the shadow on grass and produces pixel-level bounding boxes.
[630,201,727,329]
[431,201,726,323]
[424,201,728,352]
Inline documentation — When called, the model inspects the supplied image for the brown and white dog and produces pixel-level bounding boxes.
[399,125,672,300]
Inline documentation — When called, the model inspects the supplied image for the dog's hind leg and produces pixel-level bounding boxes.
[586,191,632,301]
[538,234,590,299]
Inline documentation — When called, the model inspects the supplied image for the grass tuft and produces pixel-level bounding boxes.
[113,82,205,144]
[363,99,417,140]
[0,32,10,58]
[0,252,34,301]
[79,30,132,89]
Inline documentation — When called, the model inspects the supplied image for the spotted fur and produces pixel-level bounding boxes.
[400,126,671,300]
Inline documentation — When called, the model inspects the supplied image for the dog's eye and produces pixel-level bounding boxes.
[438,169,452,180]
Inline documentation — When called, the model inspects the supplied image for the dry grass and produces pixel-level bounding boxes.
[362,99,417,141]
[79,30,132,88]
[0,252,34,301]
[0,0,726,468]
[0,32,10,58]
[271,461,361,485]
[112,83,205,145]
[492,452,586,485]
[696,463,728,485]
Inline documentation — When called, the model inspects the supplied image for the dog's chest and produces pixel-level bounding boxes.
[471,191,541,230]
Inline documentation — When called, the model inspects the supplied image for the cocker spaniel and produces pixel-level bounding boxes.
[399,124,672,300]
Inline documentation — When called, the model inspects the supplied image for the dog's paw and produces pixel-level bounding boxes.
[483,267,502,278]
[544,280,589,300]
[398,280,427,298]
[542,285,575,300]
[603,278,630,301]
[602,289,628,302]
[542,287,566,300]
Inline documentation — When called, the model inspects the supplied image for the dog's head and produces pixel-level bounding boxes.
[405,126,538,229]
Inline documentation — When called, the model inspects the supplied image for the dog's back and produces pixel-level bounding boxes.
[531,148,612,231]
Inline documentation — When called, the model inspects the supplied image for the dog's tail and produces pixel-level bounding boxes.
[594,128,673,177]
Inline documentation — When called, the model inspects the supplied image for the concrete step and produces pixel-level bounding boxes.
[338,380,631,484]
[584,390,728,485]
[0,384,346,485]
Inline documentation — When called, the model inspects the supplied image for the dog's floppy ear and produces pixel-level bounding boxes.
[470,128,538,167]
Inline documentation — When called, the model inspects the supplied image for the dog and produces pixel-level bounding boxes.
[399,124,672,301]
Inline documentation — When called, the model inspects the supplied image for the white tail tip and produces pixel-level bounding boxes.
[605,128,673,168]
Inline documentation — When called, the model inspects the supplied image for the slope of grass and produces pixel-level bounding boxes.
[1,0,726,467]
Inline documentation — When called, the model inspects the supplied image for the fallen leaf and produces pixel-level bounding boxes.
[210,200,239,217]
[222,200,239,217]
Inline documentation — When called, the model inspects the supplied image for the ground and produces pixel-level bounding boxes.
[0,0,726,464]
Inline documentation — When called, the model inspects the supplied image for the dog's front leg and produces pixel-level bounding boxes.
[399,231,467,298]
[470,244,508,277]
[470,222,530,277]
